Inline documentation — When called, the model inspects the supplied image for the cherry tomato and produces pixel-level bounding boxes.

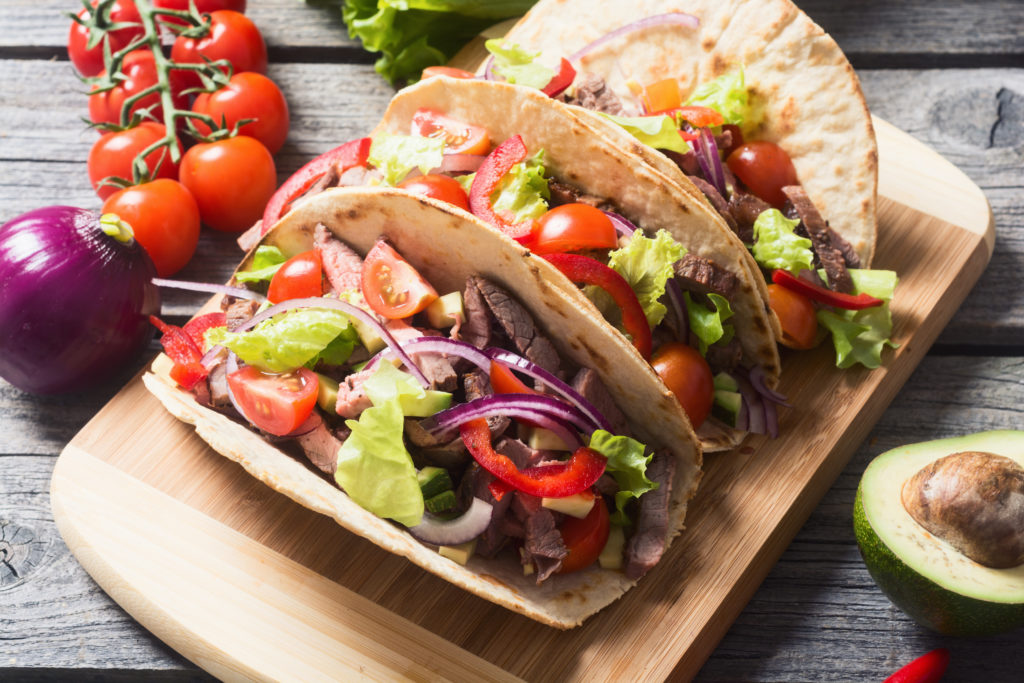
[88,50,189,129]
[767,283,818,350]
[179,135,276,233]
[102,179,200,277]
[397,174,470,211]
[87,122,181,199]
[267,250,324,303]
[411,109,490,156]
[557,494,610,574]
[651,342,714,429]
[226,365,319,437]
[530,203,618,255]
[726,141,799,208]
[361,240,438,319]
[190,72,289,154]
[67,0,144,78]
[171,10,267,92]
[421,66,476,80]
[153,0,247,27]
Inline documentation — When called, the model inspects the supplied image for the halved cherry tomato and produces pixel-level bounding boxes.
[398,174,470,212]
[149,315,207,389]
[643,78,681,114]
[411,109,490,155]
[767,283,817,350]
[542,58,576,97]
[183,311,227,351]
[267,250,323,303]
[226,365,319,436]
[489,360,536,395]
[530,203,618,255]
[361,239,438,319]
[557,494,610,574]
[651,342,714,429]
[726,141,799,208]
[421,66,476,80]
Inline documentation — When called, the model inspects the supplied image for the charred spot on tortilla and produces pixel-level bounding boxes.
[701,37,716,53]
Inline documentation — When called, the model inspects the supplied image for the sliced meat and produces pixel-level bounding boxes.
[456,463,513,558]
[664,149,700,176]
[559,72,624,115]
[237,221,263,252]
[295,412,345,475]
[781,186,853,293]
[547,178,610,210]
[827,227,862,269]
[472,276,561,377]
[571,367,630,437]
[335,366,374,418]
[314,223,363,295]
[406,419,469,469]
[463,369,510,439]
[727,191,771,244]
[411,331,458,392]
[673,253,738,300]
[224,298,261,331]
[687,175,739,235]
[458,277,493,350]
[513,493,568,582]
[207,362,231,408]
[705,337,744,373]
[625,449,675,580]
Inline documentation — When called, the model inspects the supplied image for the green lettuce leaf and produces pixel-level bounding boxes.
[490,150,550,222]
[686,292,735,354]
[602,230,687,329]
[599,113,691,154]
[234,245,287,284]
[485,39,553,90]
[817,269,899,369]
[684,68,751,126]
[751,209,815,274]
[588,430,658,526]
[217,307,357,373]
[368,132,445,186]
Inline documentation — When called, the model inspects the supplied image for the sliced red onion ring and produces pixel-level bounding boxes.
[223,351,249,422]
[152,277,267,303]
[603,210,639,238]
[568,13,700,63]
[732,371,766,435]
[364,336,491,376]
[665,277,689,341]
[439,153,485,174]
[749,365,789,406]
[694,127,728,198]
[407,497,493,546]
[422,393,595,441]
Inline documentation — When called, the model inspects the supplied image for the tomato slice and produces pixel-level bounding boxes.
[398,174,470,212]
[541,58,576,97]
[267,249,324,304]
[183,312,227,351]
[227,366,319,436]
[149,315,208,390]
[421,66,476,80]
[530,203,618,255]
[767,283,818,350]
[361,239,438,319]
[468,134,534,240]
[411,109,490,156]
[643,78,682,114]
[726,141,799,208]
[650,342,714,429]
[557,494,610,574]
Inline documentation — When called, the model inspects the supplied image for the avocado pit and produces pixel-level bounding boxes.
[900,450,1024,569]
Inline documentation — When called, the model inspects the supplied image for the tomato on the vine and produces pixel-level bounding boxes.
[190,72,289,154]
[68,0,144,78]
[226,366,319,437]
[529,203,618,255]
[179,135,276,233]
[267,250,324,303]
[153,0,247,27]
[171,10,267,91]
[411,109,490,155]
[726,141,799,208]
[651,342,714,429]
[361,240,438,319]
[87,122,180,199]
[767,283,818,350]
[557,494,610,574]
[397,174,470,211]
[88,49,189,129]
[102,178,200,277]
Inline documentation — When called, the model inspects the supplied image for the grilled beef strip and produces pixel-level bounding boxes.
[463,368,510,439]
[687,175,740,235]
[558,73,625,115]
[314,223,364,295]
[673,253,738,300]
[571,367,631,437]
[224,298,261,331]
[513,493,569,582]
[470,276,562,377]
[625,449,675,580]
[547,178,613,211]
[295,412,346,475]
[781,185,853,293]
[727,191,771,244]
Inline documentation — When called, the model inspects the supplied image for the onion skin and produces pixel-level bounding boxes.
[0,206,161,394]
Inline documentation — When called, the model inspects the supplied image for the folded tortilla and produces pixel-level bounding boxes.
[143,186,702,629]
[375,76,782,450]
[498,0,878,266]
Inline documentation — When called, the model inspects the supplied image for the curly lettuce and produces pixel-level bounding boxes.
[588,430,658,526]
[817,269,899,369]
[485,39,553,90]
[600,113,691,154]
[368,133,446,186]
[490,150,550,222]
[751,209,815,274]
[602,230,688,329]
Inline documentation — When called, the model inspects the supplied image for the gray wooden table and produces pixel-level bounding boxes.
[2,1,1022,680]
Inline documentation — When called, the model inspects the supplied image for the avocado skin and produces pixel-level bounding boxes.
[854,483,1024,636]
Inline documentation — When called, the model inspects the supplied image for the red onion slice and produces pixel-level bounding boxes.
[422,393,595,441]
[568,13,700,63]
[407,497,493,546]
[603,210,639,238]
[365,336,491,375]
[439,153,486,174]
[665,277,689,341]
[694,127,728,198]
[731,371,766,435]
[152,277,267,303]
[749,365,789,406]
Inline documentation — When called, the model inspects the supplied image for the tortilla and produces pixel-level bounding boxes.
[374,76,782,449]
[498,0,879,265]
[143,186,702,629]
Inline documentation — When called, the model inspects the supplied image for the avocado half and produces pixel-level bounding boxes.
[854,430,1024,636]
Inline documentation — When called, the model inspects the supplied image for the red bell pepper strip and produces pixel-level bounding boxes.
[489,360,537,395]
[542,58,576,97]
[460,418,606,500]
[542,253,653,360]
[182,311,227,350]
[772,269,884,310]
[149,315,208,390]
[883,648,950,683]
[260,137,372,234]
[654,105,725,128]
[468,134,535,241]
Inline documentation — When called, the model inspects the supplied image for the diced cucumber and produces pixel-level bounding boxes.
[598,525,626,570]
[315,373,340,413]
[712,389,742,427]
[425,291,464,330]
[399,389,452,417]
[525,425,570,452]
[713,371,739,392]
[425,490,457,515]
[417,466,453,499]
[542,492,596,519]
[439,539,476,565]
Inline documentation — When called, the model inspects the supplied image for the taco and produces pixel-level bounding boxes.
[250,75,784,450]
[144,186,702,629]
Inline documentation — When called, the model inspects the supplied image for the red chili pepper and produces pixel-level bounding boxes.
[884,648,950,683]
[260,137,372,234]
[542,253,653,360]
[149,315,208,389]
[772,269,884,310]
[182,311,227,350]
[460,418,606,500]
[468,134,535,241]
[542,58,576,97]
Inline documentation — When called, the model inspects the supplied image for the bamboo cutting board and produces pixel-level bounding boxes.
[51,118,993,682]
